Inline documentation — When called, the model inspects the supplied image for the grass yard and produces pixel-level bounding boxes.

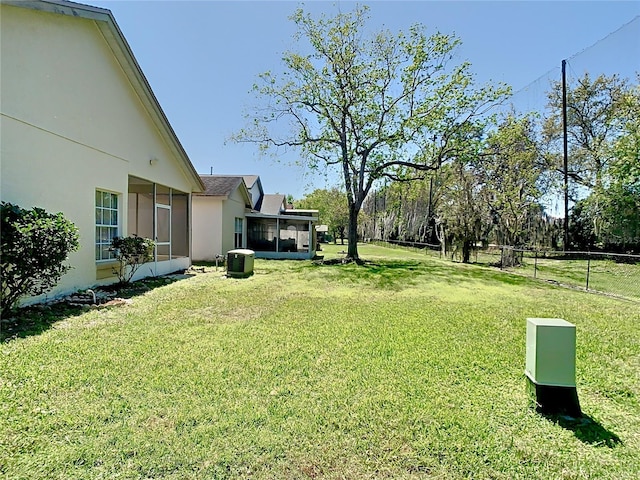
[1,243,639,479]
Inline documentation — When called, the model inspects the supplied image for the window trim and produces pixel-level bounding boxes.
[234,217,244,249]
[95,189,120,262]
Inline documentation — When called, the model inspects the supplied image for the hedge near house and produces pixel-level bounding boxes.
[1,202,80,317]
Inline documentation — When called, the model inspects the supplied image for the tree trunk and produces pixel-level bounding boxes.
[347,204,360,260]
[462,240,472,264]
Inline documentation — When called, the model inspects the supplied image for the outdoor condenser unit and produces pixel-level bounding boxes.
[226,249,255,278]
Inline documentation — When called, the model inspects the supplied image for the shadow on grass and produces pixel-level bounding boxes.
[1,303,88,343]
[543,413,623,448]
[312,257,531,290]
[1,274,191,343]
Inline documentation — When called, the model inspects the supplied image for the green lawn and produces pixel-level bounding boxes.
[1,243,639,479]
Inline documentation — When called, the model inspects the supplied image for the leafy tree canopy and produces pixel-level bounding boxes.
[237,5,510,260]
[297,187,349,244]
[543,72,634,194]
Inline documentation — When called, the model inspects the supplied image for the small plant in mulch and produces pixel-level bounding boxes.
[110,235,155,285]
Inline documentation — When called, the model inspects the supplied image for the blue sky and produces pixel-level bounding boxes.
[91,1,640,199]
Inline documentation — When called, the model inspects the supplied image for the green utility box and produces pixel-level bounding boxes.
[525,318,576,387]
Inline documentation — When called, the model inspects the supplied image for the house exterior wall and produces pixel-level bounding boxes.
[192,197,224,261]
[0,4,196,303]
[221,189,248,254]
[192,189,248,261]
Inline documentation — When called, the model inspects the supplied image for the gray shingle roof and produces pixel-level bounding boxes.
[197,175,244,196]
[258,194,286,214]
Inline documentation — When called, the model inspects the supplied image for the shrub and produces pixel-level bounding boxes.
[1,202,80,317]
[110,235,155,285]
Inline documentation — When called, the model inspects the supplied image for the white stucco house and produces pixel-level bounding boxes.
[192,175,319,261]
[0,0,205,303]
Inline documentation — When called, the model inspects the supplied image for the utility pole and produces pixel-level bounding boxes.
[562,59,569,251]
[427,175,434,243]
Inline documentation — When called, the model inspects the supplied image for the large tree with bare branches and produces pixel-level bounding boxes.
[237,5,510,260]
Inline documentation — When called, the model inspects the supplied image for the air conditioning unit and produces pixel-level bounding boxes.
[226,249,255,278]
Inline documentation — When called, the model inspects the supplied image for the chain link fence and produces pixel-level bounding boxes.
[376,240,640,301]
[499,248,640,301]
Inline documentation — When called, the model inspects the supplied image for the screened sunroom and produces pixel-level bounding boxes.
[246,211,318,260]
[94,175,191,282]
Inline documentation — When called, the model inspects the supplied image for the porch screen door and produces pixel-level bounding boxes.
[155,204,171,261]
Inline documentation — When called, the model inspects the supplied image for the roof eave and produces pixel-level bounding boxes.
[194,194,230,199]
[94,15,205,192]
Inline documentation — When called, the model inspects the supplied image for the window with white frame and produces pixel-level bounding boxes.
[96,190,119,261]
[234,217,243,249]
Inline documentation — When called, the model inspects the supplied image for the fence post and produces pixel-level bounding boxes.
[534,249,538,279]
[586,254,591,291]
[500,246,504,269]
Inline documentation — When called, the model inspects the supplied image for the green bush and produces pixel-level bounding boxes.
[110,235,155,285]
[1,202,80,317]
